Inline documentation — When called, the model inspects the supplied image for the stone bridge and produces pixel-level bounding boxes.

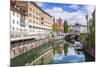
[65,32,80,36]
[64,33,80,42]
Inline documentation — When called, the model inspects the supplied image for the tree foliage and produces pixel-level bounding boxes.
[89,18,95,48]
[64,20,68,33]
[80,33,85,41]
[52,23,57,32]
[86,15,95,49]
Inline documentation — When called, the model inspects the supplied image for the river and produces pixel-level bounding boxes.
[50,39,85,64]
[11,39,94,66]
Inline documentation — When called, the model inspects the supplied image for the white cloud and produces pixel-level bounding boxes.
[45,7,87,26]
[44,5,95,26]
[69,5,79,10]
[85,5,95,14]
[36,2,44,7]
[53,7,63,12]
[36,2,95,26]
[42,4,95,33]
[45,7,69,20]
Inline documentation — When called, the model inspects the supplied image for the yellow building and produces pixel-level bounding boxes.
[10,1,53,58]
[11,1,53,40]
[27,2,53,37]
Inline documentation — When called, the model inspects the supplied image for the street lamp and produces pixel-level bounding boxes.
[86,15,88,33]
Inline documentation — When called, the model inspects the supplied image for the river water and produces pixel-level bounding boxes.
[50,39,85,64]
[11,39,94,66]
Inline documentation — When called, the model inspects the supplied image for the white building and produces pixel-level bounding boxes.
[10,1,53,58]
[70,23,80,33]
[10,1,53,41]
[70,23,88,33]
[10,1,29,41]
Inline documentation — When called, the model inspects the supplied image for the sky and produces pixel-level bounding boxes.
[36,2,95,26]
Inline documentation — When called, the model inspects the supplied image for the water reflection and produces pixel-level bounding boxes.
[51,40,85,64]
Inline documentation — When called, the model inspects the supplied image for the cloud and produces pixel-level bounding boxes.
[39,4,95,33]
[36,2,44,7]
[44,7,87,26]
[53,7,63,12]
[36,2,95,25]
[68,5,80,10]
[44,5,95,25]
[85,5,95,14]
[83,5,95,20]
[45,7,69,20]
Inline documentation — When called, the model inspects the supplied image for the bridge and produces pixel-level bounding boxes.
[51,32,80,41]
[65,32,80,36]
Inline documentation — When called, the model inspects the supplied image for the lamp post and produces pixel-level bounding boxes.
[86,15,88,33]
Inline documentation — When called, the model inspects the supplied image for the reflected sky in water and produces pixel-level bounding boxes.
[51,41,85,64]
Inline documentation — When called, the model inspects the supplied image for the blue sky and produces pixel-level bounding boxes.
[38,2,86,12]
[36,2,95,26]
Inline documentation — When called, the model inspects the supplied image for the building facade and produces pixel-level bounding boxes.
[55,17,64,33]
[11,1,53,40]
[27,2,53,39]
[10,0,28,40]
[70,23,80,33]
[10,1,53,59]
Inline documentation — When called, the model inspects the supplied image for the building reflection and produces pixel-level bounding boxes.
[52,40,85,63]
[53,40,68,57]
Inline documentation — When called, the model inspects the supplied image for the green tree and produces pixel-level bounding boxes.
[64,44,68,56]
[64,20,68,33]
[80,33,85,41]
[52,23,57,32]
[89,18,95,48]
[86,14,95,49]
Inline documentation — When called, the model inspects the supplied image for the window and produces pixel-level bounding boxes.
[12,27,14,31]
[36,17,38,20]
[33,26,35,29]
[12,20,15,24]
[20,15,25,27]
[33,15,35,18]
[17,21,19,25]
[29,25,32,28]
[41,17,44,20]
[41,22,43,24]
[29,13,32,17]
